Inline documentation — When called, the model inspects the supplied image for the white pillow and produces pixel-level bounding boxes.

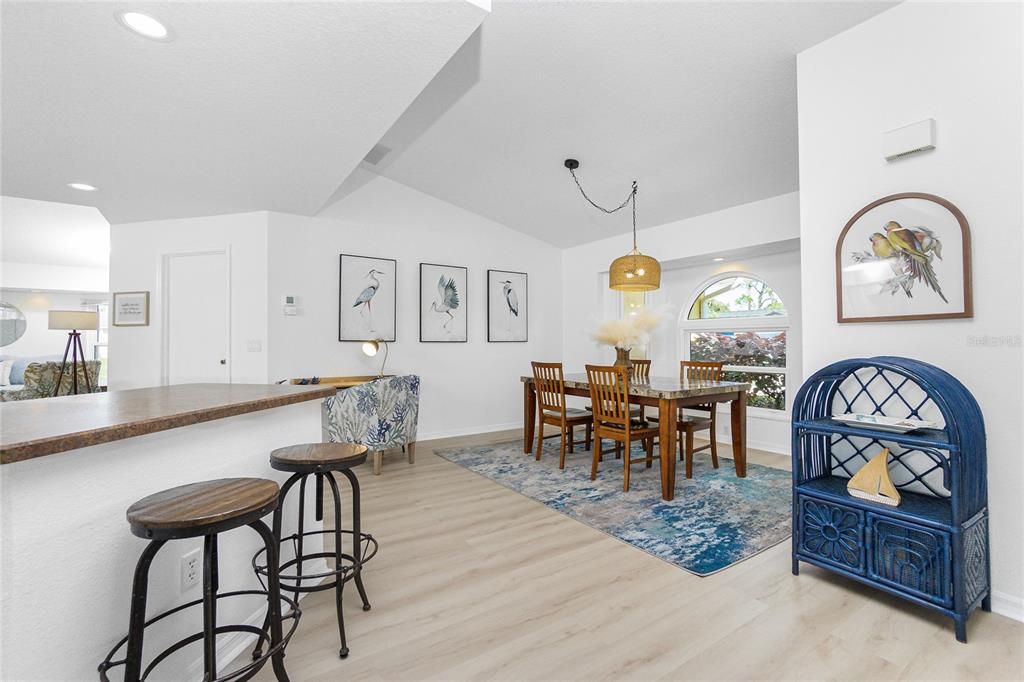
[0,360,12,386]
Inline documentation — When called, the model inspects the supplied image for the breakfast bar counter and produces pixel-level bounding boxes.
[0,383,333,680]
[0,382,336,464]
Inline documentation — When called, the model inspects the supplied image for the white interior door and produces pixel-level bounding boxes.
[165,251,229,384]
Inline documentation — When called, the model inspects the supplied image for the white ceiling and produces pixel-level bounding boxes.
[1,1,488,225]
[371,1,896,247]
[1,196,110,269]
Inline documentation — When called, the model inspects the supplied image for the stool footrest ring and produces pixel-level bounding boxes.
[98,590,300,682]
[252,529,378,593]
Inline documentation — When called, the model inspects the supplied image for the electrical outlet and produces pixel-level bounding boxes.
[180,549,201,592]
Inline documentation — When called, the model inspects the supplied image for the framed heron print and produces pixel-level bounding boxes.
[420,263,467,342]
[339,254,396,342]
[487,269,527,342]
[836,193,972,323]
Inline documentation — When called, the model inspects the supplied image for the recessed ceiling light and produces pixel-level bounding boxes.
[67,183,98,191]
[116,11,171,41]
[712,257,725,262]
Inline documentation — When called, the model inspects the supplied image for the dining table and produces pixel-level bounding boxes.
[521,373,751,501]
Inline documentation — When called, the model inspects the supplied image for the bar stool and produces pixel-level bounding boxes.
[99,478,299,682]
[252,443,378,660]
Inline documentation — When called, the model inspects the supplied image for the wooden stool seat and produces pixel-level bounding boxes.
[270,442,369,472]
[126,478,279,540]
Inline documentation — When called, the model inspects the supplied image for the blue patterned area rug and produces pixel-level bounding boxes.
[435,439,792,576]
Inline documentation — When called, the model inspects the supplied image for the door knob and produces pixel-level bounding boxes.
[220,359,227,365]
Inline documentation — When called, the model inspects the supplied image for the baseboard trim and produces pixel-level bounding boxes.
[991,590,1024,623]
[185,559,330,679]
[417,423,791,457]
[417,421,521,442]
[706,432,790,456]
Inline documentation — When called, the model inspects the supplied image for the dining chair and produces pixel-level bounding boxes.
[678,360,724,478]
[586,364,659,492]
[532,361,593,469]
[632,359,652,421]
[632,359,651,382]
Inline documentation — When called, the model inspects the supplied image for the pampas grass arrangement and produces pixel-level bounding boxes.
[591,305,671,350]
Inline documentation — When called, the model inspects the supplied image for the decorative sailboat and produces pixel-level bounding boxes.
[847,448,901,507]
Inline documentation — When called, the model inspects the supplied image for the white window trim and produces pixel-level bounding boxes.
[680,272,792,419]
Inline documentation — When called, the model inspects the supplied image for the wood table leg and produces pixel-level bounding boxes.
[731,390,747,477]
[523,382,536,453]
[658,398,678,501]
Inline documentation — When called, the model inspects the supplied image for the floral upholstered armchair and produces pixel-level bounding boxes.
[322,375,420,474]
[0,361,101,402]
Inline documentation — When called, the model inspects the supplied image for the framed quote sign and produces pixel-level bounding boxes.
[112,291,150,327]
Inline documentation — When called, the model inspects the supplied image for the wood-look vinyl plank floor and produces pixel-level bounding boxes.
[248,430,1024,681]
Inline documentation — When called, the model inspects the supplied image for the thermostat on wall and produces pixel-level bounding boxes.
[282,295,299,316]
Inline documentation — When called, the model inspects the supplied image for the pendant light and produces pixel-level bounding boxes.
[564,159,661,291]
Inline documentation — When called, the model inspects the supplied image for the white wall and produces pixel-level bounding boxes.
[0,289,106,360]
[0,400,323,681]
[267,170,563,439]
[0,195,109,291]
[0,262,109,292]
[108,212,269,389]
[561,192,801,452]
[798,1,1023,618]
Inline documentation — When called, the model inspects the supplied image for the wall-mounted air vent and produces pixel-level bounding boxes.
[883,119,936,162]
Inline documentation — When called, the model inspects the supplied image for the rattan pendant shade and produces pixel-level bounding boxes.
[609,248,661,291]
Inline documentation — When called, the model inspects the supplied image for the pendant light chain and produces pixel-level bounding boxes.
[565,159,660,291]
[631,180,638,250]
[567,166,636,216]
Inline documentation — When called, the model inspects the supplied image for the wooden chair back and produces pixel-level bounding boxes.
[632,359,651,382]
[532,361,567,418]
[586,364,632,429]
[680,360,723,383]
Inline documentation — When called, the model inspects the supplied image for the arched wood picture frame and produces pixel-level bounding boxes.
[835,192,972,323]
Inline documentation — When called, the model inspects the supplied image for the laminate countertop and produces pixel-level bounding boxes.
[0,383,336,464]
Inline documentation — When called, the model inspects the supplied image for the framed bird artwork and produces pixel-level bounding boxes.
[835,193,972,323]
[339,253,397,342]
[420,263,468,342]
[487,269,528,342]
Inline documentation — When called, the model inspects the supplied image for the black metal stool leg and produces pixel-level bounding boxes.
[123,539,167,682]
[202,534,219,680]
[324,473,349,658]
[295,475,308,593]
[253,473,303,662]
[250,519,290,682]
[340,468,371,611]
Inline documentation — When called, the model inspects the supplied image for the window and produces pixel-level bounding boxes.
[685,275,788,411]
[83,298,110,386]
[623,291,647,359]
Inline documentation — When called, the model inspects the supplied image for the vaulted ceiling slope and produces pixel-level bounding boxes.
[1,196,109,269]
[1,1,487,225]
[370,1,895,247]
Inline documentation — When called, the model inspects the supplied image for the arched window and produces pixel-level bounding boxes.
[684,274,788,411]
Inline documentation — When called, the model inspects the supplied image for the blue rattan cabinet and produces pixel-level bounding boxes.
[791,356,990,642]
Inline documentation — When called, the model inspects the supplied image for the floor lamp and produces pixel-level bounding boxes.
[48,310,99,396]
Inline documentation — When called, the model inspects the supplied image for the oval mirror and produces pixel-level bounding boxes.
[0,302,28,347]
